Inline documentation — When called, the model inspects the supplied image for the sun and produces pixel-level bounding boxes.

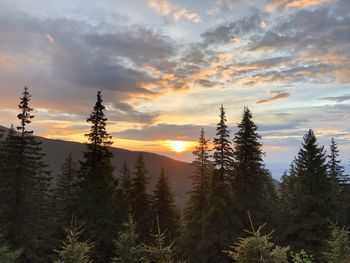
[170,141,187,153]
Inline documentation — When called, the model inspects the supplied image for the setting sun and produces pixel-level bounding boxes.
[171,141,187,152]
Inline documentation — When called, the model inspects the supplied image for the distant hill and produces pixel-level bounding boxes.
[0,125,280,205]
[0,125,194,205]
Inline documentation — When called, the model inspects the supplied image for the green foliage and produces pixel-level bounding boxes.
[324,223,350,263]
[279,130,337,261]
[0,237,22,263]
[180,128,211,262]
[152,168,179,243]
[291,250,314,263]
[54,223,93,263]
[143,218,184,263]
[53,154,79,234]
[119,161,132,205]
[130,153,152,242]
[225,221,289,263]
[0,87,52,262]
[112,214,144,263]
[76,91,118,262]
[212,105,234,176]
[232,107,277,232]
[200,105,238,263]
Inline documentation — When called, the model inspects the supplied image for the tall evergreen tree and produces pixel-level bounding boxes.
[232,107,277,231]
[130,153,152,242]
[152,168,179,243]
[77,91,118,262]
[200,105,238,263]
[0,87,52,262]
[328,138,346,184]
[180,128,211,262]
[120,161,132,206]
[213,105,234,178]
[279,130,337,261]
[53,154,79,238]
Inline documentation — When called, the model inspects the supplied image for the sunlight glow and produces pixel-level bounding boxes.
[170,140,187,153]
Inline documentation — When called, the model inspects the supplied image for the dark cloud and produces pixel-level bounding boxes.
[113,123,216,141]
[84,25,175,64]
[110,102,159,124]
[257,90,290,104]
[319,94,350,103]
[201,12,263,45]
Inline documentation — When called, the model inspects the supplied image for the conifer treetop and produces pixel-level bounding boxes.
[17,86,34,136]
[85,90,112,147]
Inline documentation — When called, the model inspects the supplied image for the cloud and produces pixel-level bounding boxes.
[110,102,159,124]
[113,123,215,141]
[148,0,201,23]
[319,94,350,102]
[201,12,263,45]
[257,90,290,104]
[265,0,336,12]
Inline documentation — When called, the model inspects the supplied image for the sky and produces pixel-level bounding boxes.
[0,0,349,178]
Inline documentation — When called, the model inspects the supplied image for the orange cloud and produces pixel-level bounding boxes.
[265,0,335,12]
[0,56,16,70]
[148,0,201,23]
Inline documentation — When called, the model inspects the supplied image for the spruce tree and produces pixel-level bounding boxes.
[54,223,94,263]
[180,128,211,262]
[0,87,52,262]
[328,138,345,183]
[0,236,22,263]
[200,105,238,263]
[232,107,277,232]
[143,217,184,263]
[130,153,152,242]
[326,138,344,223]
[77,91,118,262]
[213,105,234,177]
[152,168,179,243]
[279,130,337,260]
[120,161,132,206]
[53,154,79,238]
[112,214,144,263]
[225,223,289,263]
[324,223,350,263]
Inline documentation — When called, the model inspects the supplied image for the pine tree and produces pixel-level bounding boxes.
[324,223,350,263]
[232,107,277,232]
[0,236,22,263]
[180,128,212,262]
[200,105,238,263]
[53,154,79,238]
[120,161,132,206]
[130,153,152,242]
[225,222,289,263]
[143,217,184,263]
[213,105,234,178]
[279,130,337,260]
[152,168,179,243]
[112,214,144,263]
[54,223,94,263]
[0,87,52,262]
[328,138,345,183]
[77,91,118,262]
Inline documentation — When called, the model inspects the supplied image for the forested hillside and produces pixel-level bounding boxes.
[1,87,350,263]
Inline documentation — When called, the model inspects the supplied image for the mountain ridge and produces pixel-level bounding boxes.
[0,125,194,205]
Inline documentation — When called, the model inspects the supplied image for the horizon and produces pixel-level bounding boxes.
[0,0,349,179]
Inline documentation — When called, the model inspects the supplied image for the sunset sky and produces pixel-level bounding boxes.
[0,0,349,177]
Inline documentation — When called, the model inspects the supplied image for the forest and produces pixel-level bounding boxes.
[0,87,350,263]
